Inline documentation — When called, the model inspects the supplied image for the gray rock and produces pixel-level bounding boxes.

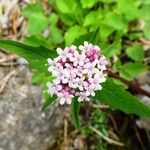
[0,65,66,150]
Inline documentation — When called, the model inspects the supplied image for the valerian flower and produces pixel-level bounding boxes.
[47,41,108,105]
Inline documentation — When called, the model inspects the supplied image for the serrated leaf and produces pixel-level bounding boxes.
[95,78,150,117]
[0,39,57,72]
[126,44,144,61]
[71,98,80,129]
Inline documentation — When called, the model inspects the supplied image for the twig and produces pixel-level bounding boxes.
[139,38,150,45]
[93,104,109,109]
[133,124,146,150]
[0,54,16,63]
[0,70,16,93]
[64,118,68,144]
[106,68,150,97]
[89,126,124,147]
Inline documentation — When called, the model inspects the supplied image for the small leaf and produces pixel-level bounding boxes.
[41,93,57,111]
[95,78,150,117]
[71,98,80,129]
[126,44,144,62]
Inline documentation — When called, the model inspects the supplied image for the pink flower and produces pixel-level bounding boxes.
[47,42,108,104]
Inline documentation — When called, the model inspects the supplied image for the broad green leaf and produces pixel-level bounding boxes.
[71,98,80,129]
[95,78,150,117]
[65,25,87,45]
[55,0,77,13]
[120,62,148,80]
[80,0,99,8]
[24,35,51,49]
[126,44,144,62]
[0,39,57,72]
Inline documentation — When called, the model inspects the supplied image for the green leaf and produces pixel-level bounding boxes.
[120,62,148,80]
[95,78,150,117]
[99,24,114,39]
[59,13,75,26]
[80,0,99,8]
[126,44,144,62]
[41,93,57,111]
[48,13,59,26]
[101,40,121,58]
[102,13,127,32]
[49,26,64,44]
[65,25,87,45]
[84,11,103,27]
[55,0,77,13]
[27,13,48,35]
[74,29,100,46]
[71,98,80,129]
[116,0,140,20]
[0,39,57,72]
[23,35,51,49]
[22,3,43,17]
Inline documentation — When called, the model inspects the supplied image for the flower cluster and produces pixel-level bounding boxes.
[47,41,108,105]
